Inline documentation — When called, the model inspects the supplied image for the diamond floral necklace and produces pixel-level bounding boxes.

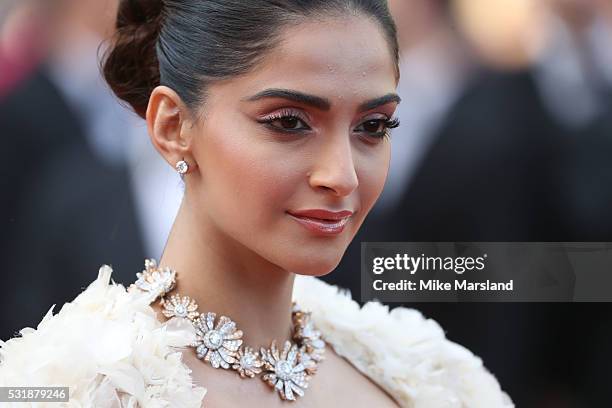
[129,259,326,402]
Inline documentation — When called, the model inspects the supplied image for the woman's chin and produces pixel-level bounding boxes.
[286,255,344,278]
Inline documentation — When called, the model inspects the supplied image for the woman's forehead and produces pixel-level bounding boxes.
[214,17,398,107]
[272,17,395,74]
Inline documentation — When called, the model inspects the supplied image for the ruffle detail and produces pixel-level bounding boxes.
[0,266,206,407]
[293,275,515,408]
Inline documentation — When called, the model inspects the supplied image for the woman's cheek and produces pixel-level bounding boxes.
[353,149,390,225]
[223,147,294,229]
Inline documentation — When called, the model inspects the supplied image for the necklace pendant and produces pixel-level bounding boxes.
[292,310,326,373]
[193,312,243,369]
[261,340,309,401]
[161,293,199,320]
[130,259,176,299]
[233,346,264,378]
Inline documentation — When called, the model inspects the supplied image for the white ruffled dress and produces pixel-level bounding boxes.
[0,266,514,407]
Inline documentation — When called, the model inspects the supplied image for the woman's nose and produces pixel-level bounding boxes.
[308,136,359,197]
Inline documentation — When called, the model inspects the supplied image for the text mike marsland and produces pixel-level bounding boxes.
[373,279,514,292]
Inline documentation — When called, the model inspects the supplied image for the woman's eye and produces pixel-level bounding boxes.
[361,119,386,133]
[355,117,400,139]
[277,117,306,130]
[263,115,310,131]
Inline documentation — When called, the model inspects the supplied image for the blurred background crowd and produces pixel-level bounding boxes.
[1,0,611,406]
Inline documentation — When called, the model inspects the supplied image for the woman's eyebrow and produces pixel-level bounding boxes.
[245,89,331,110]
[358,93,401,112]
[244,89,401,112]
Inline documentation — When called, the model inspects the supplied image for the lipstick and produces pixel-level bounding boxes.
[286,209,353,236]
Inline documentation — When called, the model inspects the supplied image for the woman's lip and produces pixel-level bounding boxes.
[287,212,350,235]
[287,209,354,220]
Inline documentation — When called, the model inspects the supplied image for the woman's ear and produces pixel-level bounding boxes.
[146,86,196,171]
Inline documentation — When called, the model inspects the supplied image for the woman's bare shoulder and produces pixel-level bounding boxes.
[313,344,400,407]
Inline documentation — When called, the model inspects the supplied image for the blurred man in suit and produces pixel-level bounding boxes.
[0,0,148,339]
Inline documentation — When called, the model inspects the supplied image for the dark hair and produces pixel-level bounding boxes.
[103,0,399,118]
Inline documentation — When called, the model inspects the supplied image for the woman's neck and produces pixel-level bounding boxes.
[157,197,296,347]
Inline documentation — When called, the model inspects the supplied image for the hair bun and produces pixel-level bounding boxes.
[102,0,164,118]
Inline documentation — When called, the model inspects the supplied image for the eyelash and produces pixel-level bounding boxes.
[258,110,400,141]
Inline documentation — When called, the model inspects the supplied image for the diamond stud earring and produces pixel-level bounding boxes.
[175,160,189,176]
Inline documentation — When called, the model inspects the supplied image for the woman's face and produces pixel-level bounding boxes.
[187,16,399,276]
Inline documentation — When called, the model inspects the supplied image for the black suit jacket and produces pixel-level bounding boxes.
[1,69,145,339]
